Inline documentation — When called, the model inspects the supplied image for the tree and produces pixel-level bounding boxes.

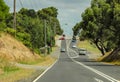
[6,7,63,54]
[73,0,120,55]
[0,0,9,31]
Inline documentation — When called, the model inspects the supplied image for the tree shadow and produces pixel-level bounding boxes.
[73,58,119,67]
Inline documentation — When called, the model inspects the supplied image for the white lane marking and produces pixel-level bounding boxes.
[66,39,81,58]
[70,56,79,58]
[33,54,60,82]
[68,48,120,82]
[66,40,120,82]
[94,78,104,82]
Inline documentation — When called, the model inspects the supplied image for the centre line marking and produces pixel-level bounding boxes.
[67,40,119,82]
[94,77,104,82]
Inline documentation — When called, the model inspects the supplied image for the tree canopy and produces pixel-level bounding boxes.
[0,0,9,30]
[73,0,120,55]
[0,0,63,54]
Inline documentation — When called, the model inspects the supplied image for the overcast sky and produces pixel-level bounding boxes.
[4,0,91,36]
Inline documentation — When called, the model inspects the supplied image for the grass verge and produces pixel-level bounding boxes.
[77,40,101,54]
[0,57,35,82]
[0,46,58,82]
[18,46,58,66]
[17,58,45,65]
[0,68,41,82]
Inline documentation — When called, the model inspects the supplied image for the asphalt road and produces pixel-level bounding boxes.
[34,39,120,82]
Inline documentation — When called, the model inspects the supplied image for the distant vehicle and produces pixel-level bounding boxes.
[63,34,65,37]
[78,48,87,55]
[72,36,76,40]
[60,48,66,52]
[72,45,76,48]
[72,36,76,42]
[72,39,76,42]
[59,37,65,40]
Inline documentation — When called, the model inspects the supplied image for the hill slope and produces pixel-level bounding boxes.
[101,47,120,65]
[0,33,41,62]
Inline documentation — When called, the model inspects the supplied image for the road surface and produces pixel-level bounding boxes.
[34,39,120,82]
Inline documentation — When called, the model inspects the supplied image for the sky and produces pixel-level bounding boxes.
[4,0,91,36]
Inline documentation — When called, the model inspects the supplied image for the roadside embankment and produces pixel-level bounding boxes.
[0,33,61,82]
[77,40,120,65]
[99,47,120,65]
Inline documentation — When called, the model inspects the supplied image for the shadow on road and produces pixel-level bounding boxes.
[73,57,119,67]
[59,57,73,62]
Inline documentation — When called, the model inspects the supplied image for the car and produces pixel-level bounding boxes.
[63,34,65,37]
[59,37,65,40]
[72,39,76,42]
[60,48,66,52]
[78,48,87,55]
[72,45,76,48]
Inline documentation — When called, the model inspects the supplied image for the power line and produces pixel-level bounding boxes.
[19,0,24,8]
[29,0,34,9]
[34,0,40,11]
[13,0,16,37]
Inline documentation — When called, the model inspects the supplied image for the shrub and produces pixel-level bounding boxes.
[16,32,32,47]
[5,28,16,36]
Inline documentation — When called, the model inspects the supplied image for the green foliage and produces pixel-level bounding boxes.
[16,32,31,47]
[0,22,7,31]
[0,0,9,32]
[4,6,62,54]
[0,0,9,21]
[0,0,62,55]
[5,28,16,35]
[73,0,120,55]
[3,64,19,72]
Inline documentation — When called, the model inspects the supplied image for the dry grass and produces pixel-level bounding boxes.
[111,61,120,65]
[0,69,3,75]
[97,51,112,61]
[0,57,30,82]
[36,55,56,66]
[0,55,56,82]
[0,33,41,62]
[77,40,101,54]
[0,68,35,82]
[0,33,58,82]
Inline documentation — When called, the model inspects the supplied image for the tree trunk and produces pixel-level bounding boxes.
[94,41,105,55]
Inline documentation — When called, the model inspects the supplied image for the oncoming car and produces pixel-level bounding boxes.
[72,45,76,48]
[60,48,66,52]
[78,48,87,55]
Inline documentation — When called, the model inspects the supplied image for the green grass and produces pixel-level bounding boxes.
[0,57,43,82]
[18,58,45,65]
[78,40,101,54]
[0,57,20,73]
[18,46,58,65]
[0,68,36,82]
[3,64,19,72]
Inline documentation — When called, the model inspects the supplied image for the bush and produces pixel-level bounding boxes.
[34,48,41,54]
[5,28,16,36]
[16,32,32,47]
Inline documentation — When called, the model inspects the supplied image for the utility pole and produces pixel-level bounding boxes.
[13,0,16,37]
[54,22,56,35]
[49,17,52,52]
[44,20,47,56]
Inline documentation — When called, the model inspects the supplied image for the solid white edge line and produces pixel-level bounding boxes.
[94,77,104,82]
[67,40,120,82]
[33,53,60,82]
[68,48,120,82]
[70,56,79,58]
